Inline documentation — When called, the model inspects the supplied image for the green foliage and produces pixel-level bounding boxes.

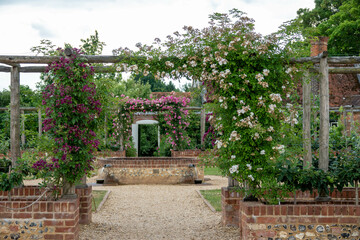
[288,0,359,56]
[80,30,105,55]
[317,0,360,56]
[134,73,179,92]
[138,124,158,156]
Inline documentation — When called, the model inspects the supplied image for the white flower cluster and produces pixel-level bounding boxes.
[229,165,239,174]
[246,164,252,170]
[258,96,265,107]
[269,93,282,103]
[260,150,266,155]
[165,61,174,68]
[236,112,256,128]
[268,104,276,113]
[229,131,241,141]
[237,105,251,115]
[248,175,255,181]
[272,144,285,154]
[254,132,260,140]
[215,140,223,149]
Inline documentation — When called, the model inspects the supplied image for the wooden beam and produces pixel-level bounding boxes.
[290,56,360,65]
[319,52,329,172]
[10,66,21,166]
[0,55,133,64]
[310,67,360,74]
[0,107,38,111]
[302,71,312,168]
[0,66,11,72]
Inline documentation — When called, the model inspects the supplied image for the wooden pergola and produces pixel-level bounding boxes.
[1,54,360,173]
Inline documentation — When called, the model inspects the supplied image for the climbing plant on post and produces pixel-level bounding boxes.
[34,47,101,198]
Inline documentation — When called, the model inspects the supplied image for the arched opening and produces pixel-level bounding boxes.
[131,120,160,156]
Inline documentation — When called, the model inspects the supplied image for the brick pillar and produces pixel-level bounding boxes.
[221,187,243,228]
[75,185,92,225]
[310,36,329,57]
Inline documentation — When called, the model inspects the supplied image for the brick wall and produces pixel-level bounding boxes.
[171,149,202,157]
[221,187,360,240]
[0,185,92,240]
[97,157,204,184]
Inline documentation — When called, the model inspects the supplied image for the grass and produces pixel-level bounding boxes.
[204,166,222,176]
[200,189,222,211]
[92,190,108,212]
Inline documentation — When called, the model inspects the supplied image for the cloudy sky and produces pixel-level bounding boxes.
[0,0,314,90]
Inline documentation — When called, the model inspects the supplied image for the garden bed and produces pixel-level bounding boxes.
[0,185,92,240]
[221,187,360,240]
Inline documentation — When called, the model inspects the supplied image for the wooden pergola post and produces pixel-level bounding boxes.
[303,71,312,168]
[317,51,331,201]
[319,51,329,172]
[10,65,21,167]
[21,110,25,146]
[38,108,42,138]
[200,108,206,150]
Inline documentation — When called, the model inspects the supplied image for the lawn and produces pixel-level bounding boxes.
[204,166,222,176]
[92,190,108,212]
[199,189,222,211]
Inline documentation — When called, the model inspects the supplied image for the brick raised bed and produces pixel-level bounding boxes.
[0,185,92,240]
[222,187,360,240]
[96,157,204,184]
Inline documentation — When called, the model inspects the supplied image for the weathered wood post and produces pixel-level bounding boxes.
[200,107,206,150]
[21,110,25,146]
[10,65,21,167]
[317,51,331,201]
[104,112,107,146]
[303,71,312,168]
[38,108,42,138]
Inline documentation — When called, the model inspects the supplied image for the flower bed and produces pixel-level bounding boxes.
[222,187,360,240]
[0,185,92,240]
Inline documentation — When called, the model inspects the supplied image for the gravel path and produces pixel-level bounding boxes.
[80,176,239,240]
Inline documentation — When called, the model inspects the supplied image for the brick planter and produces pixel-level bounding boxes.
[221,187,360,240]
[97,157,204,184]
[0,185,92,240]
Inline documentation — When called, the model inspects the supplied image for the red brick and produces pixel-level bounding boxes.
[294,206,300,215]
[339,217,358,224]
[44,220,65,227]
[257,217,277,224]
[47,202,54,212]
[40,202,47,212]
[287,206,294,215]
[274,206,280,215]
[55,227,76,233]
[54,213,75,219]
[314,206,321,215]
[253,206,260,216]
[61,203,68,212]
[260,206,266,215]
[321,206,327,216]
[12,212,32,218]
[317,217,338,224]
[0,213,12,218]
[281,206,287,215]
[33,213,54,219]
[44,233,64,239]
[307,206,314,215]
[328,206,335,215]
[267,206,274,216]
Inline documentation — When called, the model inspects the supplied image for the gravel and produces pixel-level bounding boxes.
[80,176,239,240]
